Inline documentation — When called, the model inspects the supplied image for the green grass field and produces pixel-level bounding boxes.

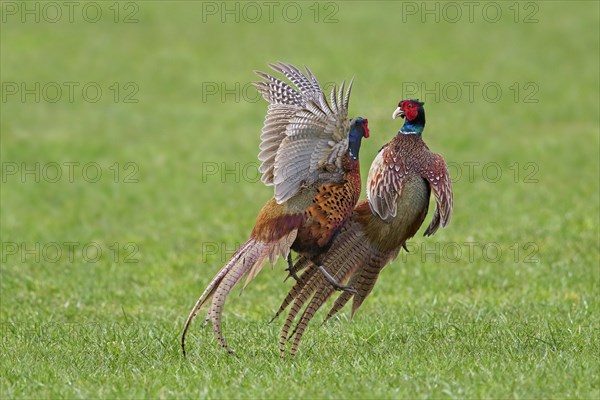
[1,1,599,398]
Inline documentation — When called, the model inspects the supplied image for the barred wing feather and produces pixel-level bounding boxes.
[366,147,407,223]
[253,62,353,204]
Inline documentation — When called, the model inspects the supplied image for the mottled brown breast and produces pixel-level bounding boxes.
[293,169,361,254]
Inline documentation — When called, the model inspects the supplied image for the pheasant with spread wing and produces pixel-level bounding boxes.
[181,63,370,354]
[273,99,453,356]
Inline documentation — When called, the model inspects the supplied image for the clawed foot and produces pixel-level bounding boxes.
[317,266,356,293]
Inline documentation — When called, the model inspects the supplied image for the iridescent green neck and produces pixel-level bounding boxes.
[399,110,425,135]
[400,120,424,135]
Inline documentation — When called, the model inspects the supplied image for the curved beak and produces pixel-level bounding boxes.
[392,107,405,120]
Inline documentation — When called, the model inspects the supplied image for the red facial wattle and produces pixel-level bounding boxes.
[402,103,419,121]
[363,119,370,138]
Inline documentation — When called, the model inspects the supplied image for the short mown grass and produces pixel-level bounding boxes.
[1,1,599,398]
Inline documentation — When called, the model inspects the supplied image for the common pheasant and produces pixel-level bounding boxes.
[181,63,370,354]
[273,99,454,356]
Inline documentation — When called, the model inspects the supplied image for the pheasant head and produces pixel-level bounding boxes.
[392,99,425,135]
[347,117,370,160]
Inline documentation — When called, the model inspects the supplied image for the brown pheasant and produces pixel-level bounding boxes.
[181,63,370,354]
[273,99,454,356]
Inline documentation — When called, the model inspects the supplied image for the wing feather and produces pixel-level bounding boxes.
[253,62,355,203]
[422,153,454,236]
[367,146,406,222]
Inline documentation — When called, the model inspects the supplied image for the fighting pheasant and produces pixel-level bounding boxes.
[273,99,453,356]
[181,63,370,354]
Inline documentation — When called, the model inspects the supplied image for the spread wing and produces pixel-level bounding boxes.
[366,145,407,223]
[422,153,453,236]
[253,62,353,204]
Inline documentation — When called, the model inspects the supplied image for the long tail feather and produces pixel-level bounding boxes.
[181,238,280,355]
[321,253,377,324]
[209,244,269,350]
[289,284,336,356]
[350,252,392,318]
[287,252,363,355]
[279,270,323,356]
[277,221,369,355]
[323,290,353,324]
[270,257,317,323]
[323,252,390,324]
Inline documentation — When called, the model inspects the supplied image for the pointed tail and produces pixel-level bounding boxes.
[181,231,296,355]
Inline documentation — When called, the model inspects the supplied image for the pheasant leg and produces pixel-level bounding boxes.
[318,266,356,293]
[285,253,300,281]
